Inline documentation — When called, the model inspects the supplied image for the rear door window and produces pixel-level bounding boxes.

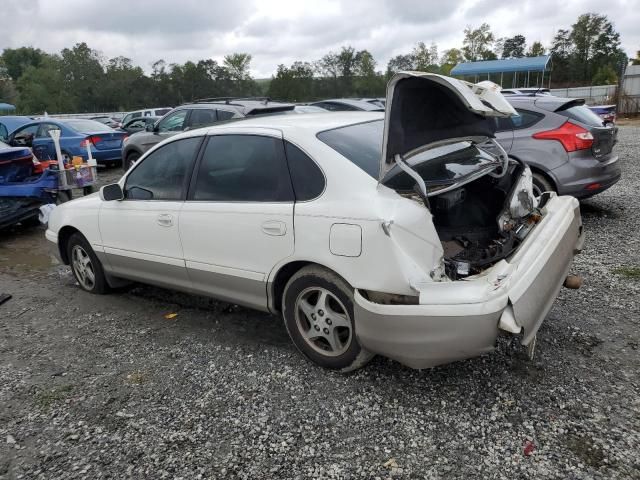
[189,109,217,129]
[36,123,60,138]
[191,135,294,202]
[216,109,236,121]
[494,109,543,131]
[511,109,544,129]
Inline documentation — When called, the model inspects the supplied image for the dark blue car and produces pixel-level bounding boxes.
[0,115,33,141]
[5,118,127,166]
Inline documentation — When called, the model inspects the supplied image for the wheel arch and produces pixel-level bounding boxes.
[268,260,352,314]
[57,225,81,264]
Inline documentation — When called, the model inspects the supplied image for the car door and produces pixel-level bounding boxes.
[180,131,295,310]
[99,136,202,290]
[33,122,61,160]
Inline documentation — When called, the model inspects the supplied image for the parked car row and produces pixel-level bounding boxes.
[1,117,127,167]
[0,87,620,200]
[46,73,586,372]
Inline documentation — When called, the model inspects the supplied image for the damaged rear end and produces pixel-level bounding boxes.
[354,72,584,368]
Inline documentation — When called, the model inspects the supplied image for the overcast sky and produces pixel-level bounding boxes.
[2,0,639,77]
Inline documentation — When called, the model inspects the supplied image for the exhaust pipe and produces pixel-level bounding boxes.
[563,275,583,289]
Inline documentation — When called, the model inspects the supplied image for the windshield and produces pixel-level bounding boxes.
[64,119,112,132]
[317,119,499,185]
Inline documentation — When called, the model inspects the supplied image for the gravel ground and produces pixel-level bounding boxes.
[1,128,639,480]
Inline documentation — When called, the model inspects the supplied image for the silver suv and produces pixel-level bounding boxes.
[121,98,295,170]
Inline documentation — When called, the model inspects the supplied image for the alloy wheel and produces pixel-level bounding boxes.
[71,245,96,290]
[294,286,352,357]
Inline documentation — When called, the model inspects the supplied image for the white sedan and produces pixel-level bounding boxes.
[46,73,583,371]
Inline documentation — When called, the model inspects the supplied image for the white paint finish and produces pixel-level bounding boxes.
[98,199,188,281]
[48,112,580,367]
[179,201,294,301]
[329,223,362,257]
[46,193,103,249]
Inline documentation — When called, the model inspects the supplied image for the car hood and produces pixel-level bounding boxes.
[380,72,516,182]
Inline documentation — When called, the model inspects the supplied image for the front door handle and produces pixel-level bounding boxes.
[157,213,173,227]
[261,220,286,236]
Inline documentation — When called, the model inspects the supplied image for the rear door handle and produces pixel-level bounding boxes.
[157,213,173,227]
[261,220,286,236]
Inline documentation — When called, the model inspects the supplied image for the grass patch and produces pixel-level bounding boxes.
[35,384,74,408]
[613,266,640,280]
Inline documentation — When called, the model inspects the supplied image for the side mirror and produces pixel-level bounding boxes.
[145,123,154,132]
[100,183,124,202]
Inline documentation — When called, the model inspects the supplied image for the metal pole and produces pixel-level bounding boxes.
[527,71,530,88]
[500,71,503,87]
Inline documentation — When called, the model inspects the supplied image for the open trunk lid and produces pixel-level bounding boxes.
[381,72,517,182]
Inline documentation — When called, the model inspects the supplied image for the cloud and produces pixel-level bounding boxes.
[1,0,638,77]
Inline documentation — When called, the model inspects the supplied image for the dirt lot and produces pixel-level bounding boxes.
[1,128,639,479]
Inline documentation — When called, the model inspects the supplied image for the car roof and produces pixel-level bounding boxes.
[200,111,384,135]
[507,95,584,112]
[180,98,295,116]
[127,107,171,113]
[314,99,385,111]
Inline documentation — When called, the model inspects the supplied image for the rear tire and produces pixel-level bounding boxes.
[282,265,374,372]
[66,232,110,294]
[532,172,555,198]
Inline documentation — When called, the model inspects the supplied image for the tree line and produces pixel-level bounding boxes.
[0,12,632,114]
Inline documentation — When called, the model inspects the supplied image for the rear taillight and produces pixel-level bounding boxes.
[532,121,594,152]
[80,135,103,147]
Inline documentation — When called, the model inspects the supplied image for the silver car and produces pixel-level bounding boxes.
[496,96,620,198]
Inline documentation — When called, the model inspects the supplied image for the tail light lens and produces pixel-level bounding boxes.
[532,121,594,152]
[80,135,103,147]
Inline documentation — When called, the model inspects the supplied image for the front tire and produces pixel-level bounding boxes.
[282,266,373,372]
[66,232,110,294]
[124,152,140,171]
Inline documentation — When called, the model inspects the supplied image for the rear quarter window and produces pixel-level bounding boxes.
[556,105,605,127]
[316,120,383,178]
[285,142,325,201]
